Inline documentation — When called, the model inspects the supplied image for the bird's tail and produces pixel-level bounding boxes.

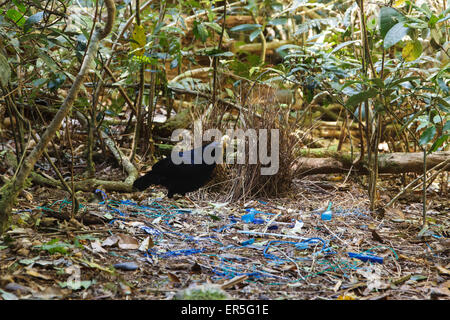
[133,172,161,191]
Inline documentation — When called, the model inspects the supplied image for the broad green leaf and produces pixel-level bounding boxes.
[249,29,260,42]
[12,0,26,13]
[428,14,439,27]
[0,53,11,87]
[419,126,436,146]
[402,40,422,61]
[24,11,44,32]
[204,22,223,34]
[428,134,448,153]
[384,22,409,49]
[386,76,419,88]
[346,88,378,107]
[207,50,234,57]
[6,9,25,26]
[230,24,262,32]
[370,78,384,89]
[193,21,209,43]
[379,7,406,38]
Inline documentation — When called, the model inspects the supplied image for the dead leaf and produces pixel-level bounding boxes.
[91,240,107,253]
[333,280,342,292]
[138,236,153,252]
[387,207,405,220]
[117,234,139,250]
[25,268,52,280]
[168,272,180,283]
[371,229,384,243]
[102,235,119,247]
[435,265,450,275]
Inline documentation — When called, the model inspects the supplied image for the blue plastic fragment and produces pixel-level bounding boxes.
[242,212,256,223]
[348,252,384,264]
[253,218,264,224]
[321,202,333,221]
[267,224,278,230]
[113,262,138,271]
[295,243,309,250]
[245,208,264,214]
[241,239,255,246]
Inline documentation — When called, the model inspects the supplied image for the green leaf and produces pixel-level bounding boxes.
[193,21,209,43]
[379,7,406,38]
[6,9,26,26]
[436,14,450,24]
[443,121,450,133]
[206,50,234,57]
[346,88,378,107]
[328,40,360,56]
[249,29,260,42]
[386,76,419,88]
[402,40,422,61]
[0,53,11,87]
[268,18,288,26]
[37,50,58,72]
[24,11,44,32]
[419,126,436,146]
[204,22,223,34]
[370,78,385,89]
[230,24,262,32]
[428,134,448,152]
[384,22,409,49]
[428,14,439,27]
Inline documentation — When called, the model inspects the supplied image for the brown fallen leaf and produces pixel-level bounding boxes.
[91,240,107,253]
[435,265,450,275]
[25,268,52,280]
[102,235,119,247]
[117,234,139,250]
[168,272,180,283]
[387,207,405,220]
[371,229,384,243]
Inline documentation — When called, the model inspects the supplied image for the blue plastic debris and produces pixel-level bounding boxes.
[113,262,138,271]
[253,218,265,224]
[241,239,255,246]
[242,211,256,223]
[348,252,384,264]
[321,202,333,221]
[242,209,266,224]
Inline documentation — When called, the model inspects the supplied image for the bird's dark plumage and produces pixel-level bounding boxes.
[133,139,226,198]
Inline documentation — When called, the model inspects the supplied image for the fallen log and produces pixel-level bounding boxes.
[293,151,450,176]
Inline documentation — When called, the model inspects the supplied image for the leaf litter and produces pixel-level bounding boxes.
[0,175,448,300]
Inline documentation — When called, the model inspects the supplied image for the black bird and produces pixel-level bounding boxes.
[133,136,228,198]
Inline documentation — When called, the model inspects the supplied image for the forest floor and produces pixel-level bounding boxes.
[0,172,449,300]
